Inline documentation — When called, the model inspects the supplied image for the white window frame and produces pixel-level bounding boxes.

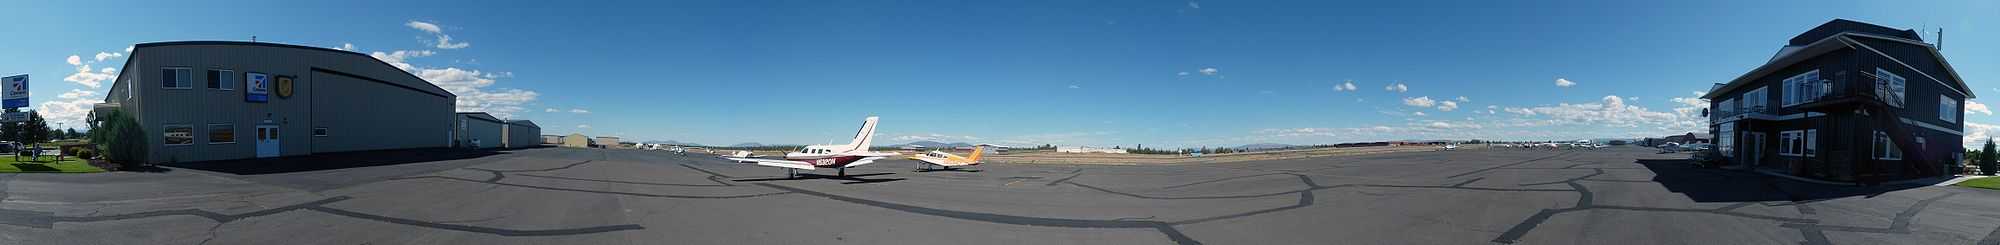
[1877,68,1906,108]
[1874,131,1902,160]
[1718,98,1737,117]
[1742,87,1769,113]
[1940,95,1958,122]
[1777,130,1800,156]
[1783,70,1821,107]
[207,123,236,144]
[208,69,234,90]
[1804,129,1816,156]
[164,124,195,146]
[162,67,193,89]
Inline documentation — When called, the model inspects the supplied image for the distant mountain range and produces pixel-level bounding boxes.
[898,141,974,148]
[1236,143,1298,150]
[642,140,699,146]
[729,142,766,147]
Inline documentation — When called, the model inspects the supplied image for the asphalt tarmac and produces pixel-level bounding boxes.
[2,146,1997,244]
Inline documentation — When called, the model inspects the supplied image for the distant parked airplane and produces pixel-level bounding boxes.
[908,145,985,171]
[721,150,766,162]
[724,116,898,178]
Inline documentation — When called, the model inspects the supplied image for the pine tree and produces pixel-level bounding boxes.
[21,112,49,160]
[1981,138,1997,175]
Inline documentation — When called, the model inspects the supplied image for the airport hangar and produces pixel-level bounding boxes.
[92,41,536,164]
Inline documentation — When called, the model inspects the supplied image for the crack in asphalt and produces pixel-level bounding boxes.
[753,183,1204,245]
[388,175,791,199]
[0,195,643,237]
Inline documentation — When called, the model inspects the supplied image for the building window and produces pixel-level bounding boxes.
[1874,131,1901,160]
[1742,87,1768,113]
[164,125,194,145]
[1718,124,1734,155]
[1777,130,1816,157]
[208,124,236,144]
[162,68,192,89]
[1876,68,1906,108]
[1782,70,1821,107]
[1804,129,1816,156]
[1718,98,1736,117]
[1940,95,1958,122]
[314,127,329,137]
[207,69,234,90]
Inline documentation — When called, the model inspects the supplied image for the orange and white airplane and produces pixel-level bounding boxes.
[908,145,986,171]
[725,116,898,178]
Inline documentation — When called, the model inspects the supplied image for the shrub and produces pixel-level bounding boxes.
[74,148,96,160]
[87,110,148,168]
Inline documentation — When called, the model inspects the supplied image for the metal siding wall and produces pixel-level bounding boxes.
[312,70,453,152]
[457,116,504,149]
[128,44,453,164]
[504,124,539,148]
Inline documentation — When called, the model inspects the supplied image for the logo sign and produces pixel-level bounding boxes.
[0,112,24,123]
[275,76,294,98]
[245,72,269,103]
[2,75,27,109]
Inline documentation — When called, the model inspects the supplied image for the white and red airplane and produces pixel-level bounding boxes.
[725,116,898,178]
[908,145,986,171]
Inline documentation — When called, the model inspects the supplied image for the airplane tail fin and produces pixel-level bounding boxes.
[842,116,880,152]
[966,146,984,162]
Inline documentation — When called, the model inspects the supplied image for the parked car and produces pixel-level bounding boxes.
[1690,148,1723,168]
[1677,143,1712,152]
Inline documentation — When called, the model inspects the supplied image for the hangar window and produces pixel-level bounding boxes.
[314,127,329,137]
[207,69,234,90]
[164,125,194,146]
[208,124,236,144]
[162,67,192,89]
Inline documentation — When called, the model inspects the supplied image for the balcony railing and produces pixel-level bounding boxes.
[1802,70,1899,109]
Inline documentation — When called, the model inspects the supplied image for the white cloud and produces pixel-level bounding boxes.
[1334,80,1358,91]
[94,52,122,62]
[569,108,591,114]
[1438,101,1459,111]
[1412,111,1427,116]
[413,67,538,118]
[369,50,434,71]
[123,46,133,53]
[1198,67,1219,76]
[1402,96,1436,107]
[1068,84,1080,89]
[889,133,983,142]
[1967,100,1992,115]
[1555,78,1576,87]
[38,89,101,130]
[63,64,114,88]
[61,50,126,88]
[337,43,356,51]
[435,34,471,49]
[406,21,443,33]
[1456,96,1470,102]
[407,20,470,49]
[576,124,591,129]
[1967,122,1999,149]
[1177,71,1190,76]
[1187,1,1200,9]
[1384,82,1408,93]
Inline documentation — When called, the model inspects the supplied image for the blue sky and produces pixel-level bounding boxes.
[4,0,1997,148]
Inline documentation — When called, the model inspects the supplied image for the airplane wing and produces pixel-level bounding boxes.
[916,158,974,167]
[726,158,817,170]
[843,156,888,168]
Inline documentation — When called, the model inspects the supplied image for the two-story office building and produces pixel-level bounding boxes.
[1704,19,1973,183]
